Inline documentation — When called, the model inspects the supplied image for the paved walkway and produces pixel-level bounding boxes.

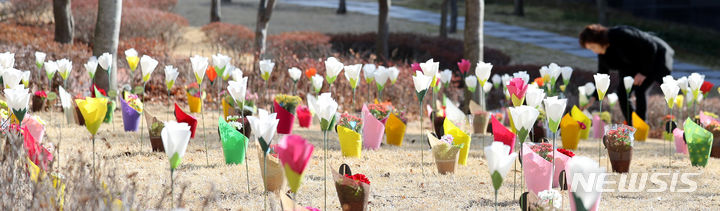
[282,0,720,83]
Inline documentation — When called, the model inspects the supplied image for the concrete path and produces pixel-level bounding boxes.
[282,0,720,83]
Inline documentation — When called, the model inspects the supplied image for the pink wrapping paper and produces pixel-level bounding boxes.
[522,143,553,195]
[491,114,516,153]
[552,149,571,188]
[699,112,717,126]
[592,115,606,139]
[22,116,45,144]
[362,104,385,150]
[274,100,295,134]
[673,128,688,154]
[22,125,53,171]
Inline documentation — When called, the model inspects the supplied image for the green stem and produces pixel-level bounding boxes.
[141,82,146,151]
[170,168,174,208]
[419,100,424,176]
[202,85,208,165]
[323,130,328,210]
[494,190,498,211]
[92,135,95,178]
[352,88,356,110]
[598,100,602,165]
[263,154,268,211]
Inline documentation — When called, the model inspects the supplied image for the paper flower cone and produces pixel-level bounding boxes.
[561,114,581,150]
[145,111,164,152]
[273,100,295,134]
[221,98,238,119]
[23,125,53,171]
[120,97,141,132]
[491,114,516,153]
[522,143,553,195]
[219,117,248,164]
[592,115,606,139]
[333,170,371,211]
[631,112,649,141]
[296,106,312,128]
[444,118,471,165]
[174,103,198,138]
[684,119,713,167]
[385,113,407,146]
[276,135,314,193]
[361,105,385,150]
[673,128,688,154]
[75,97,109,135]
[256,145,285,192]
[338,125,362,158]
[186,92,205,113]
[571,106,591,139]
[552,150,572,188]
[103,100,116,123]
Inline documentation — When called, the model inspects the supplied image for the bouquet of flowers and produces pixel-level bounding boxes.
[125,93,143,113]
[274,94,301,115]
[338,112,362,133]
[338,112,363,157]
[530,142,554,162]
[362,104,386,150]
[706,121,720,158]
[219,116,248,165]
[532,189,562,211]
[274,94,301,134]
[391,109,408,124]
[603,125,636,152]
[226,115,244,132]
[186,82,202,98]
[186,82,205,113]
[367,103,391,121]
[31,91,47,112]
[296,105,312,128]
[120,92,144,131]
[334,169,371,211]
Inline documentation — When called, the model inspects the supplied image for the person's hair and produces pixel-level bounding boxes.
[579,24,609,48]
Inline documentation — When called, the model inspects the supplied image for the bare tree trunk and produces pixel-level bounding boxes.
[596,0,608,25]
[463,0,483,110]
[222,0,231,3]
[211,0,221,22]
[450,0,458,33]
[92,0,122,93]
[377,0,390,61]
[53,0,74,44]
[439,0,448,38]
[337,0,347,14]
[255,0,276,59]
[513,0,524,17]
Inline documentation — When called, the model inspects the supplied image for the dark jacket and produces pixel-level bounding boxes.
[598,26,674,80]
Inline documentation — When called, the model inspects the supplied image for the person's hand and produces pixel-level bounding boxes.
[633,73,646,86]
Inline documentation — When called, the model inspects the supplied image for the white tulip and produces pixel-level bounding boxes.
[475,61,493,86]
[543,96,567,128]
[35,52,46,67]
[161,121,192,169]
[98,52,113,71]
[483,82,492,93]
[58,86,72,109]
[420,59,439,85]
[3,68,23,89]
[230,67,244,82]
[688,73,704,95]
[312,74,324,93]
[606,93,618,107]
[313,93,338,131]
[525,86,546,108]
[676,76,688,93]
[561,66,573,84]
[324,57,344,85]
[567,156,605,210]
[222,64,235,80]
[464,75,477,92]
[343,64,362,89]
[227,77,248,103]
[440,69,453,85]
[363,64,376,83]
[306,94,317,114]
[164,65,179,90]
[4,86,30,112]
[583,82,595,96]
[662,75,675,85]
[578,87,588,106]
[44,60,58,79]
[501,74,512,86]
[594,73,610,100]
[374,66,390,88]
[212,53,231,71]
[259,59,275,81]
[0,52,14,69]
[412,71,432,94]
[140,55,158,83]
[124,48,138,58]
[288,67,302,82]
[247,109,280,143]
[623,76,634,93]
[444,98,466,127]
[56,58,72,80]
[388,66,399,84]
[21,71,30,87]
[190,55,208,84]
[485,141,518,190]
[491,74,502,87]
[513,71,530,85]
[508,106,539,132]
[85,56,98,79]
[660,81,679,108]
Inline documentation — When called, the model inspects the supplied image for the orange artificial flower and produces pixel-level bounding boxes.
[534,77,544,87]
[206,66,217,83]
[305,67,316,79]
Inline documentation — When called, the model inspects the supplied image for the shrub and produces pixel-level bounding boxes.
[124,0,178,12]
[268,31,332,59]
[6,0,51,25]
[202,22,255,57]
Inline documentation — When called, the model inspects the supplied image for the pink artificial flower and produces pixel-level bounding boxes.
[457,59,470,75]
[411,62,422,73]
[507,78,529,100]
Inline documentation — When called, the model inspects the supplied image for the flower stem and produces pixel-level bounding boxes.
[598,100,602,165]
[92,135,96,178]
[263,154,268,211]
[494,190,498,211]
[170,168,174,208]
[419,100,424,176]
[141,82,146,151]
[323,130,328,210]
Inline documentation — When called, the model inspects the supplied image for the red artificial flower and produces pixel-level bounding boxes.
[344,173,370,185]
[700,81,714,94]
[557,148,575,157]
[34,91,47,98]
[305,67,317,78]
[206,66,217,83]
[411,63,422,73]
[457,59,470,75]
[91,84,107,97]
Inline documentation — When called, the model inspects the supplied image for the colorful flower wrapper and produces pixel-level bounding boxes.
[571,106,591,140]
[186,92,205,113]
[222,98,238,119]
[333,170,371,210]
[219,117,247,164]
[120,97,141,132]
[522,143,553,195]
[362,104,385,150]
[631,112,649,141]
[684,119,713,167]
[174,103,198,138]
[22,115,45,144]
[145,111,165,152]
[592,114,606,139]
[444,118,471,165]
[75,97,108,135]
[275,135,314,193]
[385,113,407,146]
[491,114,516,153]
[23,125,53,171]
[337,125,362,158]
[256,145,285,192]
[296,105,312,128]
[673,128,688,154]
[552,149,572,188]
[102,100,115,123]
[699,112,717,126]
[273,100,295,134]
[561,113,581,150]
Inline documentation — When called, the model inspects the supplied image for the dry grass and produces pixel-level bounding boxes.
[20,102,720,209]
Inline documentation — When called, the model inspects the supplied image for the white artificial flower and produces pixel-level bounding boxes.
[20,71,30,87]
[3,68,23,89]
[161,121,192,169]
[412,71,432,93]
[190,55,208,84]
[164,65,179,90]
[324,57,344,85]
[491,74,502,87]
[606,93,618,107]
[440,69,453,85]
[475,61,493,86]
[623,76,634,92]
[567,156,605,210]
[464,75,477,92]
[374,66,390,88]
[660,81,680,108]
[140,55,158,83]
[212,53,231,72]
[259,59,275,81]
[513,71,530,85]
[593,73,610,100]
[288,67,302,82]
[246,109,280,142]
[58,86,72,109]
[312,74,324,93]
[483,82,492,93]
[343,64,362,89]
[35,52,46,67]
[583,82,595,96]
[525,86,546,109]
[688,73,704,94]
[56,58,73,80]
[543,96,567,131]
[676,76,688,93]
[0,52,14,69]
[44,60,58,79]
[227,77,248,103]
[508,106,539,131]
[98,52,113,71]
[85,56,98,79]
[363,64,376,83]
[561,66,573,84]
[388,66,400,84]
[313,93,338,130]
[420,59,439,85]
[484,141,518,184]
[4,86,30,112]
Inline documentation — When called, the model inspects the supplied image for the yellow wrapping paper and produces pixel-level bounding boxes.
[571,106,591,139]
[443,118,471,165]
[222,98,237,119]
[186,92,206,113]
[27,158,65,210]
[508,108,516,133]
[385,113,407,146]
[560,113,581,150]
[632,112,649,141]
[337,125,362,157]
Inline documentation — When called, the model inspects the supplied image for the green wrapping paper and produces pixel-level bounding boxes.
[684,118,714,167]
[103,100,116,123]
[218,117,248,164]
